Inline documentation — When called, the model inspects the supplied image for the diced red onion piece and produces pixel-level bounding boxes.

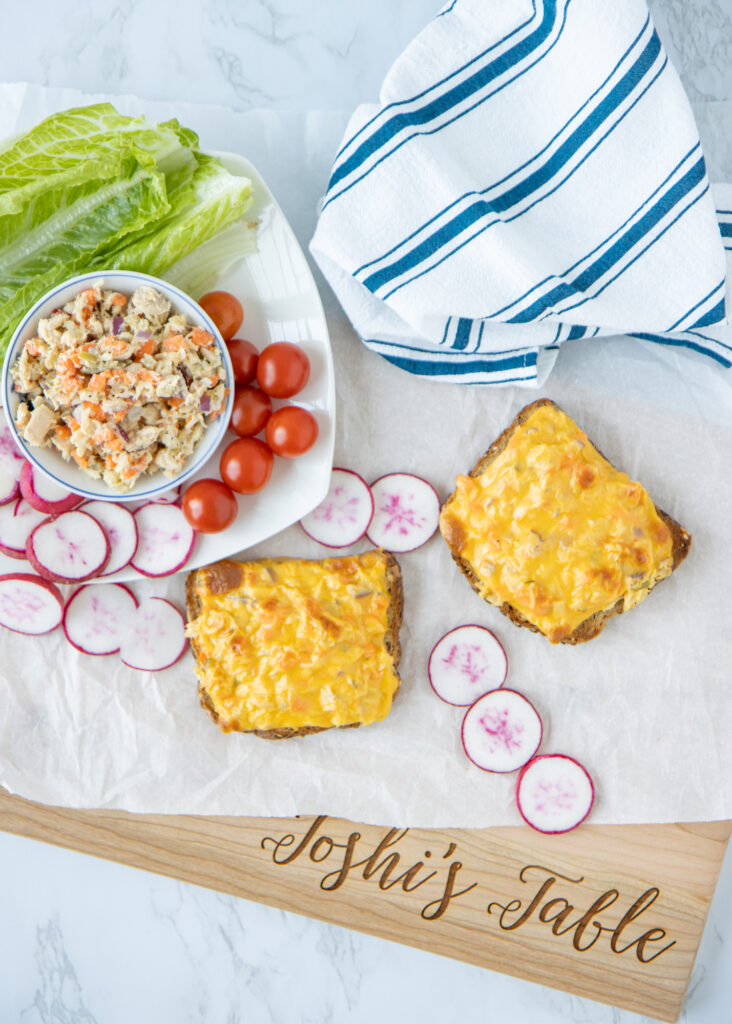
[199,395,211,412]
[112,316,124,335]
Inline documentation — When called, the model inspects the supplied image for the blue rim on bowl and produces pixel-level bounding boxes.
[1,270,235,503]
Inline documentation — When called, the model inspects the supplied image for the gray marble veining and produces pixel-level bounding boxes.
[0,0,730,1021]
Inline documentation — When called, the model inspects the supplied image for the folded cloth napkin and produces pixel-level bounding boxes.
[310,0,732,384]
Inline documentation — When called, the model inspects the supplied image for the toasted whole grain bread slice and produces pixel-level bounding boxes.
[441,398,691,644]
[186,551,403,738]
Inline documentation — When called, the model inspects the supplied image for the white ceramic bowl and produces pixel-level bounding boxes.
[1,270,235,503]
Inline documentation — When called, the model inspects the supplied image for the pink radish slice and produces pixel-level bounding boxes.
[0,573,64,634]
[0,410,24,464]
[0,498,46,559]
[63,583,138,655]
[0,411,26,506]
[0,473,19,507]
[83,501,138,577]
[516,755,595,834]
[300,468,374,548]
[27,510,109,583]
[462,689,542,774]
[131,503,195,577]
[429,625,507,706]
[366,473,440,553]
[120,597,187,671]
[20,462,82,514]
[150,486,181,505]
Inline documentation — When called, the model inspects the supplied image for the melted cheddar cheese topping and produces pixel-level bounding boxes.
[439,403,673,643]
[186,551,399,732]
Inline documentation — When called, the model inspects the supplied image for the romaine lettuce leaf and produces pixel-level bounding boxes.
[0,105,186,247]
[0,104,253,357]
[103,153,252,277]
[163,221,258,300]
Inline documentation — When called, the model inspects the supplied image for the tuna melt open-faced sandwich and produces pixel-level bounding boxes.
[439,399,691,645]
[185,549,403,737]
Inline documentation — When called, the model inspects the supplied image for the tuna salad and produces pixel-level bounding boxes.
[10,281,228,490]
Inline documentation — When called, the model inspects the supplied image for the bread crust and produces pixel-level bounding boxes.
[185,551,403,738]
[441,398,692,644]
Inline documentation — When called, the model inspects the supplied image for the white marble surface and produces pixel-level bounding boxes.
[1,1,731,1021]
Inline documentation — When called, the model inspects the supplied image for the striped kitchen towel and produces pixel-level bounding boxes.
[309,0,731,385]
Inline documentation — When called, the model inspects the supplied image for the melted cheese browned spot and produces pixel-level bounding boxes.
[186,551,399,731]
[440,403,674,642]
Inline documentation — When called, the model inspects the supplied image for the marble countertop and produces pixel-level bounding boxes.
[1,1,731,1021]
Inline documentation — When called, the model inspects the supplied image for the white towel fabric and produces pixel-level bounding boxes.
[310,0,732,385]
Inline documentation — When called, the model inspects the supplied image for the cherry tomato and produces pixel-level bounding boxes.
[182,479,238,533]
[199,290,243,341]
[265,406,319,458]
[256,342,310,398]
[230,385,272,437]
[220,437,274,494]
[227,338,259,384]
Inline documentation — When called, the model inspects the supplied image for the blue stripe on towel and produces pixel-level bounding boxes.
[365,337,529,358]
[690,298,726,329]
[354,14,651,280]
[375,349,538,377]
[334,2,538,163]
[632,333,732,368]
[541,176,709,320]
[436,0,460,17]
[687,330,732,353]
[365,34,666,297]
[481,143,699,319]
[667,279,725,330]
[452,317,473,349]
[323,0,567,209]
[511,157,707,321]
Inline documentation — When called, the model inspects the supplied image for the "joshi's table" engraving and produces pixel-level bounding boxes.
[260,817,677,963]
[487,864,676,962]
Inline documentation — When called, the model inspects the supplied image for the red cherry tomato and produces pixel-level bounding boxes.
[230,385,272,437]
[182,479,238,533]
[265,406,319,458]
[256,342,310,398]
[220,437,274,494]
[227,338,258,385]
[199,291,243,342]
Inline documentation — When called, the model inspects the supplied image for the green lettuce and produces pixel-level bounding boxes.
[0,104,253,356]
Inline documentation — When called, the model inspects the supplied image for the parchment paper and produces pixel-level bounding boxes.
[0,83,729,827]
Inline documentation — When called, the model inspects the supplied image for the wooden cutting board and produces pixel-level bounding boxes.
[0,788,727,1023]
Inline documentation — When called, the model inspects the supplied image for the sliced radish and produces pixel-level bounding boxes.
[0,498,46,559]
[63,583,138,655]
[120,597,187,671]
[131,503,195,578]
[20,462,83,515]
[0,411,26,506]
[0,410,24,464]
[516,755,595,834]
[462,689,542,774]
[0,573,64,634]
[300,468,374,548]
[27,510,110,583]
[0,472,19,507]
[150,486,181,505]
[366,473,440,552]
[83,501,138,577]
[429,625,508,706]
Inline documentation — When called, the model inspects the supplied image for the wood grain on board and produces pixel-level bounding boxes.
[0,788,728,1023]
